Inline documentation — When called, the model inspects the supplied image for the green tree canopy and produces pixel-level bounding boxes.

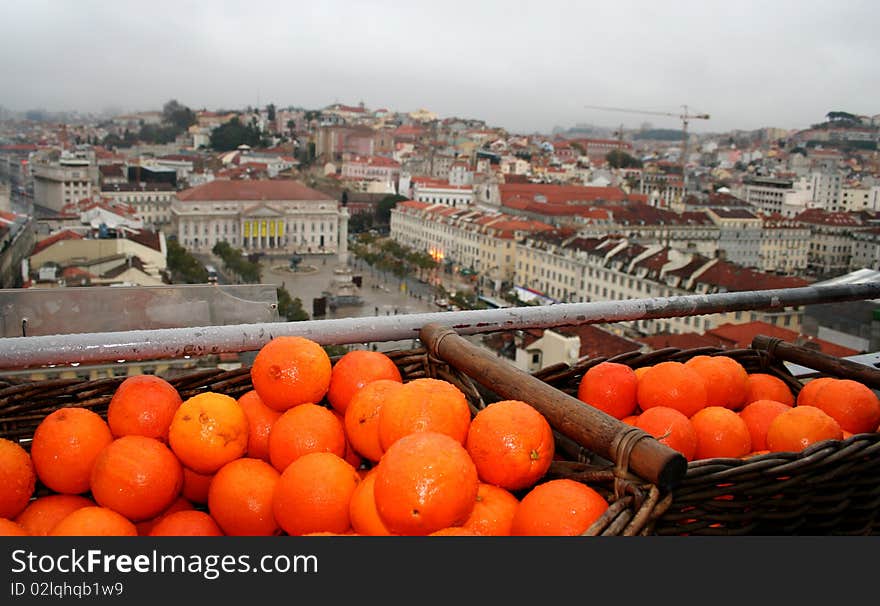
[276,286,310,322]
[209,117,268,151]
[376,194,408,224]
[606,150,643,169]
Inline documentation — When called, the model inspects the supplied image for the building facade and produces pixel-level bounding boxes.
[172,179,348,255]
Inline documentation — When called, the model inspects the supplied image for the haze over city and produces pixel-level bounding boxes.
[2,0,879,134]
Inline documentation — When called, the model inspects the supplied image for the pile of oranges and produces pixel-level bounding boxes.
[0,335,611,537]
[577,356,880,462]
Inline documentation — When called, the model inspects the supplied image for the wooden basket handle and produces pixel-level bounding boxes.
[420,323,687,490]
[751,335,880,390]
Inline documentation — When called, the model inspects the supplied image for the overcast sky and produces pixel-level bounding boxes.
[2,0,878,135]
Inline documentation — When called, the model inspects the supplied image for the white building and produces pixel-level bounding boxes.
[172,179,348,255]
[740,176,813,217]
[32,151,100,211]
[411,177,474,208]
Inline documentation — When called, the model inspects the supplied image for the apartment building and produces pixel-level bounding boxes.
[851,228,880,270]
[31,150,100,211]
[796,208,863,278]
[101,182,176,231]
[739,176,813,217]
[390,201,554,289]
[758,213,811,274]
[172,179,348,255]
[705,207,762,268]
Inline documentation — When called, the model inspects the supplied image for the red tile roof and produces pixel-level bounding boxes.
[639,333,724,351]
[795,208,861,226]
[555,324,643,359]
[694,260,811,291]
[177,179,335,202]
[706,321,860,357]
[32,230,84,255]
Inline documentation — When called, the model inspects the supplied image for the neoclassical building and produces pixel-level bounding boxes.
[172,179,348,255]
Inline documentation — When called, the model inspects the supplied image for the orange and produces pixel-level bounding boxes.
[0,518,28,536]
[349,471,393,536]
[684,355,749,410]
[273,452,360,536]
[810,379,880,435]
[738,399,792,452]
[634,406,698,462]
[373,431,479,536]
[429,527,479,536]
[327,350,403,414]
[634,366,652,382]
[462,483,520,536]
[15,494,94,536]
[50,506,138,536]
[149,510,224,536]
[208,458,281,536]
[168,392,249,474]
[637,361,708,418]
[237,390,281,462]
[135,496,194,536]
[796,377,836,408]
[268,403,346,473]
[510,479,609,536]
[744,373,795,407]
[90,435,184,522]
[577,362,639,420]
[181,467,214,505]
[0,438,36,519]
[332,410,364,469]
[344,379,404,463]
[377,378,472,451]
[106,374,182,441]
[766,405,843,453]
[250,336,332,411]
[690,406,752,460]
[622,415,640,426]
[30,407,113,495]
[465,400,554,491]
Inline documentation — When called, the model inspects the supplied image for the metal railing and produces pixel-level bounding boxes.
[0,281,877,371]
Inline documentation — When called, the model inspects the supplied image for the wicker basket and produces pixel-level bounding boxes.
[0,345,666,535]
[531,344,880,536]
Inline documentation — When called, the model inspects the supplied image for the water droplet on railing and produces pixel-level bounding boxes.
[70,362,80,367]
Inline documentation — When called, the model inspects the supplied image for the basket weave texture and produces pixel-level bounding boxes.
[533,345,880,535]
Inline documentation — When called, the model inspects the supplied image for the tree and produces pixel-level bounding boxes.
[276,286,310,322]
[606,150,643,169]
[209,117,266,151]
[376,194,407,225]
[166,238,209,283]
[267,103,276,122]
[163,99,196,131]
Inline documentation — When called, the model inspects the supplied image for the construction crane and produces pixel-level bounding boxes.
[584,104,710,197]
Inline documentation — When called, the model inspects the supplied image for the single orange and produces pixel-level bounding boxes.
[0,518,28,536]
[348,471,393,536]
[465,400,554,491]
[327,350,403,414]
[377,378,472,452]
[738,399,792,452]
[637,361,708,418]
[744,373,795,407]
[0,438,36,519]
[796,377,836,408]
[135,496,194,536]
[462,483,520,536]
[168,392,249,474]
[149,510,224,536]
[181,467,214,505]
[208,458,281,536]
[621,415,640,426]
[810,379,880,435]
[510,479,609,536]
[690,406,752,460]
[273,452,360,536]
[30,407,113,495]
[49,506,138,536]
[766,405,843,453]
[684,355,749,410]
[373,431,479,536]
[106,374,182,441]
[577,362,639,420]
[90,435,184,522]
[428,526,479,536]
[268,403,346,473]
[344,379,404,463]
[15,494,94,537]
[634,406,698,462]
[332,409,364,469]
[237,390,282,462]
[250,336,332,411]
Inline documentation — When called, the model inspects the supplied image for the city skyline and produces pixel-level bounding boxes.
[2,1,879,135]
